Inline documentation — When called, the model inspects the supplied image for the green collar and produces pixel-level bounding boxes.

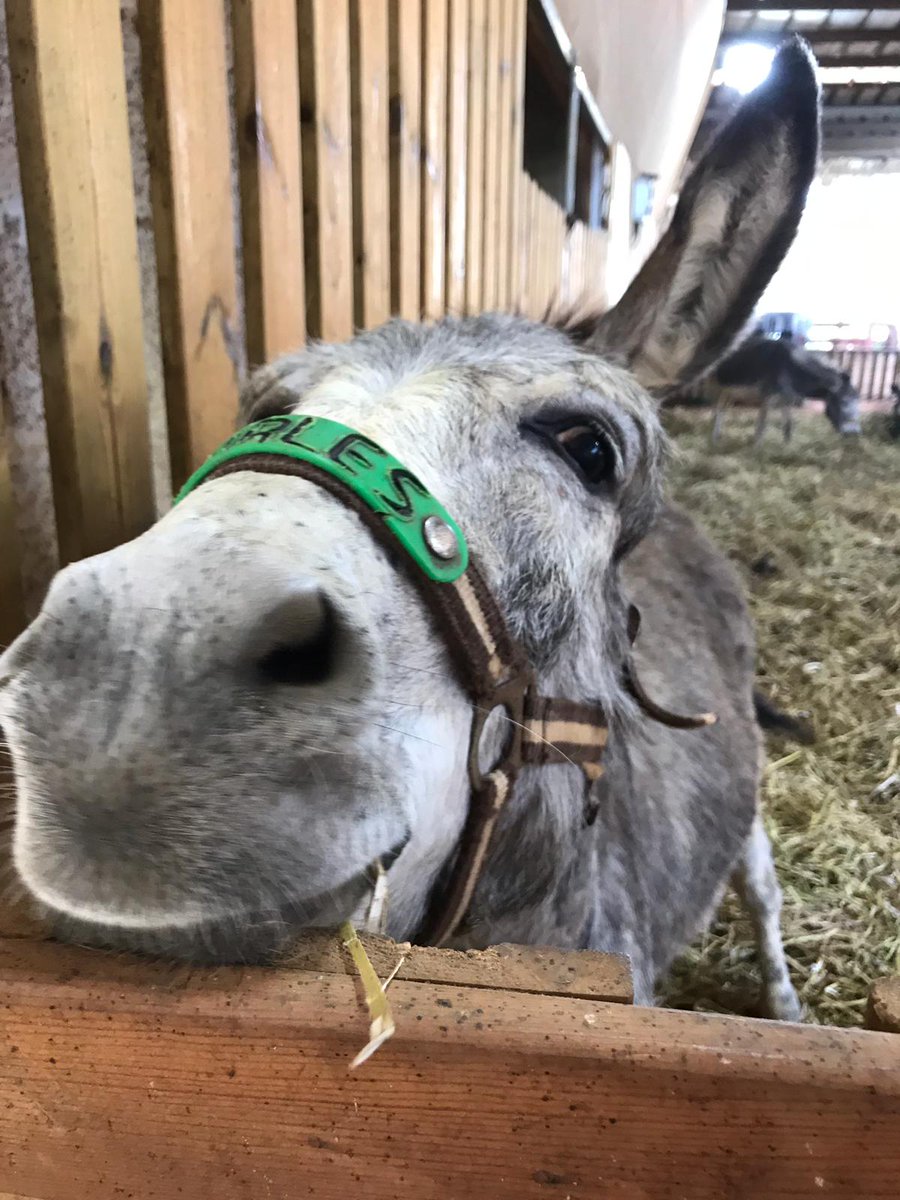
[174,414,468,583]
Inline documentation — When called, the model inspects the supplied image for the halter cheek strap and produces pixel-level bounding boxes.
[177,415,714,947]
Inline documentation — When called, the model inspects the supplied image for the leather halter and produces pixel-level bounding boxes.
[181,425,714,947]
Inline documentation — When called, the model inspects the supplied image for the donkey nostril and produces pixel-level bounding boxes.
[256,590,337,687]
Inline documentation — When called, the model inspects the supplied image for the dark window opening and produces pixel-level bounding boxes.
[523,0,611,224]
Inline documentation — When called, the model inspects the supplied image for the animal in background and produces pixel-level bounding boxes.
[709,332,861,444]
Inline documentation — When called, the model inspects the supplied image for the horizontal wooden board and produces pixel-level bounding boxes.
[1,939,899,1198]
[280,930,633,1002]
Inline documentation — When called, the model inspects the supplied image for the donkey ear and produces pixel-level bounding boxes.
[580,38,819,398]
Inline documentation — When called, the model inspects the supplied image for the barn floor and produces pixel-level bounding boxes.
[660,407,899,1027]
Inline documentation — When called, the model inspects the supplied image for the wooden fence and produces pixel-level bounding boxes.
[0,0,614,645]
[816,347,899,402]
[1,935,899,1198]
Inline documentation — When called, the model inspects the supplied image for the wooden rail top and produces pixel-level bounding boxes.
[1,936,900,1198]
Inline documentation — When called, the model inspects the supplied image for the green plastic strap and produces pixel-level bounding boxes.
[173,414,468,583]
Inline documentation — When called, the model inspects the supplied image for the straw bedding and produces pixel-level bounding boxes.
[660,407,899,1026]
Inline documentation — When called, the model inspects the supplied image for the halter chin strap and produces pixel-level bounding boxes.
[178,416,714,947]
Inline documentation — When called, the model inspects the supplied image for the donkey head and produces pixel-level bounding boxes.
[825,372,861,436]
[0,43,818,961]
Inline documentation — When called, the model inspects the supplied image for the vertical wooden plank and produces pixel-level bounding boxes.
[588,227,607,308]
[562,224,573,306]
[350,0,391,330]
[553,201,564,310]
[530,179,542,317]
[494,0,514,310]
[232,0,306,366]
[850,352,860,395]
[464,0,487,315]
[512,170,526,313]
[555,207,563,307]
[536,186,546,317]
[545,201,553,312]
[0,399,24,647]
[556,203,567,309]
[8,0,155,561]
[574,227,583,304]
[523,176,537,316]
[507,0,526,306]
[139,0,241,488]
[420,0,448,321]
[531,182,543,319]
[541,189,548,312]
[868,353,876,401]
[520,177,532,316]
[605,140,633,308]
[534,182,544,315]
[444,0,469,316]
[872,352,884,402]
[389,0,422,320]
[481,1,501,310]
[297,0,355,343]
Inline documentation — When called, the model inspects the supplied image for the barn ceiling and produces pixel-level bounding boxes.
[695,5,900,164]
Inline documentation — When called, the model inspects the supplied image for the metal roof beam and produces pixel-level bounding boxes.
[728,2,900,10]
[821,104,900,118]
[815,55,900,67]
[822,137,900,154]
[722,29,900,47]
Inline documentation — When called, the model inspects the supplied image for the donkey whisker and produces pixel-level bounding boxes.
[370,722,447,749]
[474,704,579,773]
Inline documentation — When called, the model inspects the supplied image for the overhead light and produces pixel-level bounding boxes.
[718,42,776,95]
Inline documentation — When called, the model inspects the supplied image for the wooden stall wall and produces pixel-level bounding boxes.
[0,0,616,647]
[816,348,899,403]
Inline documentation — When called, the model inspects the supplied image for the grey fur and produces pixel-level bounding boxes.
[0,41,819,1017]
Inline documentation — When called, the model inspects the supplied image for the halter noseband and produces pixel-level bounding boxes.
[176,414,713,946]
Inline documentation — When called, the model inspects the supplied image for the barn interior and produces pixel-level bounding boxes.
[0,2,898,1195]
[662,4,899,1028]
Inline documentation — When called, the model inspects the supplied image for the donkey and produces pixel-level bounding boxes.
[708,332,862,444]
[0,41,819,1017]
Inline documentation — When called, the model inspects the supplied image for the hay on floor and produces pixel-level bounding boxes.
[660,409,899,1027]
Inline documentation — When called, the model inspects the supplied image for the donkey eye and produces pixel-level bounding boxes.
[555,424,614,486]
[523,414,619,491]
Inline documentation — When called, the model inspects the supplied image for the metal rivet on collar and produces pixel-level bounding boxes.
[423,515,459,561]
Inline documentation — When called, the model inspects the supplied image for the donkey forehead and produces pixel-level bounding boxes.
[240,315,657,463]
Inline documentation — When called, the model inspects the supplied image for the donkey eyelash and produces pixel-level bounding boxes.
[520,412,623,492]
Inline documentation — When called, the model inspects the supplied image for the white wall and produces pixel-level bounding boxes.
[554,0,725,224]
[761,172,900,328]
